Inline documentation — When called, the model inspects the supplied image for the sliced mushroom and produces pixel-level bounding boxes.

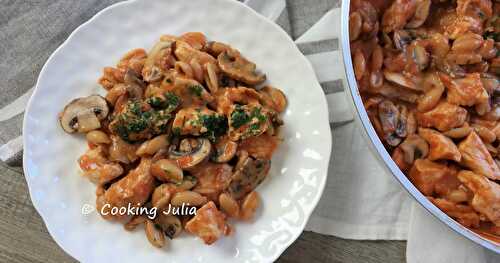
[211,139,238,163]
[228,156,270,199]
[143,40,174,82]
[168,138,211,169]
[406,0,431,28]
[145,219,166,248]
[378,100,398,134]
[202,41,234,57]
[218,50,266,85]
[410,44,430,71]
[151,184,174,210]
[393,30,413,50]
[59,95,109,133]
[399,134,429,164]
[406,110,417,135]
[375,83,420,103]
[124,215,147,231]
[124,69,145,99]
[383,70,419,90]
[176,175,198,190]
[235,150,249,171]
[378,100,406,146]
[349,11,363,41]
[151,159,184,183]
[259,86,287,113]
[395,105,408,138]
[154,213,182,239]
[443,123,473,139]
[385,133,403,146]
[174,76,214,105]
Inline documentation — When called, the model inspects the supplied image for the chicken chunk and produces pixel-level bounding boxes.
[78,146,124,185]
[190,162,233,200]
[97,158,155,220]
[429,197,480,228]
[458,132,500,180]
[417,101,467,131]
[382,0,417,32]
[458,171,500,226]
[215,87,261,116]
[419,128,461,162]
[238,133,280,160]
[440,73,489,107]
[185,201,231,245]
[174,40,217,66]
[108,135,139,164]
[172,107,227,139]
[109,100,172,142]
[409,159,458,196]
[228,104,272,141]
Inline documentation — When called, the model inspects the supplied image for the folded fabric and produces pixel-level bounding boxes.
[407,203,500,262]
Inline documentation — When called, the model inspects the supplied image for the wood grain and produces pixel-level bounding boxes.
[0,161,406,262]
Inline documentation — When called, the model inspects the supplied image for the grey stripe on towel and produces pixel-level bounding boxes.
[297,39,339,55]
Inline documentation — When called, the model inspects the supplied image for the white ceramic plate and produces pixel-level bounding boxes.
[23,0,331,262]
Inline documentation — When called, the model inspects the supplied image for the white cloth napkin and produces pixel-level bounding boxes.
[407,203,499,262]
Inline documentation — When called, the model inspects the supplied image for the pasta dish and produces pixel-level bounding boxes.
[350,0,499,242]
[58,32,287,248]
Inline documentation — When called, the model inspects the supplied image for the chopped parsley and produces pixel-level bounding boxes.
[200,114,228,142]
[110,100,171,142]
[230,105,250,128]
[188,85,203,97]
[172,127,181,136]
[250,107,267,122]
[147,96,164,108]
[146,92,180,112]
[230,105,267,129]
[165,92,180,108]
[129,100,143,115]
[249,123,260,132]
[484,31,499,42]
[229,105,269,139]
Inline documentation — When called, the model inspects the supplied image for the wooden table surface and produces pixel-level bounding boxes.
[0,1,406,262]
[0,163,405,263]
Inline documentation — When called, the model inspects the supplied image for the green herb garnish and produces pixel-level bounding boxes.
[110,100,172,142]
[200,114,228,142]
[230,105,250,128]
[188,85,203,97]
[146,92,180,112]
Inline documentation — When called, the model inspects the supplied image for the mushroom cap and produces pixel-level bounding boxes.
[124,69,146,99]
[154,213,182,239]
[211,140,238,163]
[228,156,271,199]
[151,159,184,183]
[202,41,234,57]
[59,95,109,133]
[168,138,212,169]
[217,50,266,85]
